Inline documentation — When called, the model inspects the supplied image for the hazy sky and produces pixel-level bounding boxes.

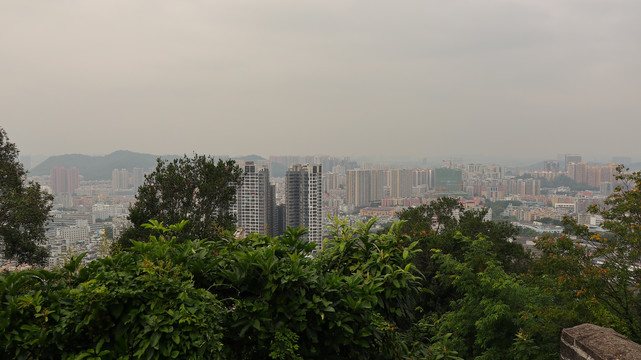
[2,1,640,161]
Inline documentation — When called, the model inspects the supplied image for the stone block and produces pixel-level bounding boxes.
[560,323,641,360]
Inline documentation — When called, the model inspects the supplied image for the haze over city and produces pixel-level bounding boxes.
[2,1,640,161]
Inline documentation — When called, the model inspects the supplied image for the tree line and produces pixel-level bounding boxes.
[1,127,641,359]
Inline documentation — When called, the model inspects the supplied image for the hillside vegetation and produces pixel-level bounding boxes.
[30,151,173,180]
[29,151,266,180]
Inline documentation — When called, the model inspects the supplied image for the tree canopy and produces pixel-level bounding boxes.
[0,128,53,265]
[4,183,641,358]
[119,154,243,246]
[558,166,641,340]
[1,220,427,359]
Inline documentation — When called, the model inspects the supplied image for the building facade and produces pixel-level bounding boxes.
[236,162,273,236]
[565,154,582,172]
[347,169,384,207]
[50,166,79,195]
[389,169,413,198]
[286,164,323,246]
[111,169,130,191]
[434,168,464,194]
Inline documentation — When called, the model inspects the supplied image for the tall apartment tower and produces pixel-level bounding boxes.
[112,169,130,191]
[133,167,145,190]
[544,161,560,173]
[389,169,413,198]
[565,154,582,172]
[50,166,79,195]
[347,169,384,207]
[286,164,323,247]
[236,162,273,236]
[568,162,588,184]
[347,169,370,207]
[434,168,464,194]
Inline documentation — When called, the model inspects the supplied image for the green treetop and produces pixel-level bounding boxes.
[119,154,243,247]
[0,127,53,266]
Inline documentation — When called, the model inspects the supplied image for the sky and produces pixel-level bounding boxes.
[1,1,640,162]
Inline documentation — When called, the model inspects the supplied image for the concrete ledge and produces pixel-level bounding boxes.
[560,323,641,360]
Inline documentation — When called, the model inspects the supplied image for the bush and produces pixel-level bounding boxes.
[0,221,225,359]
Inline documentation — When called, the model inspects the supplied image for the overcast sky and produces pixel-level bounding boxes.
[1,1,640,162]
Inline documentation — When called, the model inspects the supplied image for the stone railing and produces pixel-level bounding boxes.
[561,323,641,360]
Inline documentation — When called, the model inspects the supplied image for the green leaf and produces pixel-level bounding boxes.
[150,332,161,349]
[96,338,105,353]
[111,303,124,319]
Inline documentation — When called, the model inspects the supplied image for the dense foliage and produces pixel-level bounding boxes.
[1,221,224,359]
[558,166,641,341]
[119,154,243,247]
[2,220,424,359]
[0,127,53,265]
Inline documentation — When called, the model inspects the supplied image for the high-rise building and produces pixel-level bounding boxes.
[50,167,66,194]
[434,168,463,194]
[412,169,433,187]
[347,169,385,207]
[236,162,273,236]
[369,170,385,201]
[286,164,323,247]
[502,178,540,196]
[50,166,79,195]
[600,163,617,184]
[347,169,370,207]
[544,161,560,173]
[565,154,582,172]
[133,167,145,190]
[267,184,280,237]
[389,169,413,198]
[112,169,130,191]
[273,203,287,238]
[568,162,588,184]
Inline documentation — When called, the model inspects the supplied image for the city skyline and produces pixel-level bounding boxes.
[3,1,641,159]
[21,150,640,176]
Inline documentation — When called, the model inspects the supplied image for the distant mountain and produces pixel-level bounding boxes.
[234,154,266,163]
[29,151,178,180]
[29,151,268,181]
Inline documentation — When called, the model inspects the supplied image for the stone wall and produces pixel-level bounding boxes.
[560,323,641,360]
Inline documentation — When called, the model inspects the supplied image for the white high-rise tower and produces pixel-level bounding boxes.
[236,162,272,236]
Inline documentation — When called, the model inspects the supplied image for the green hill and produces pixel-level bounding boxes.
[30,151,178,180]
[30,151,266,181]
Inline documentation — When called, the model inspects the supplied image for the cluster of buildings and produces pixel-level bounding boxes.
[2,152,633,268]
[4,167,143,268]
[50,166,80,195]
[530,155,619,188]
[234,162,324,247]
[112,167,145,192]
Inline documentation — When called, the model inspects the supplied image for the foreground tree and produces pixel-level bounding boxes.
[398,197,529,315]
[2,219,425,359]
[431,235,565,360]
[0,128,53,265]
[560,166,641,341]
[119,154,243,246]
[0,222,225,359]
